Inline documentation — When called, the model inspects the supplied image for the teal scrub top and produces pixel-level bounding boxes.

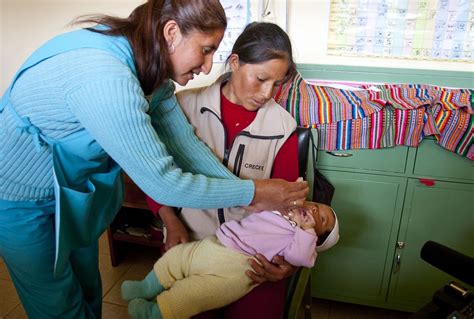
[1,26,140,275]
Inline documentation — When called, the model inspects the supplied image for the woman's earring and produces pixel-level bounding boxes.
[168,43,175,54]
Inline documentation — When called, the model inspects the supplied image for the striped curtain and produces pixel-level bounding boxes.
[274,73,473,160]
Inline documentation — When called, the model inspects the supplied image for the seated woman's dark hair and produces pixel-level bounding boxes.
[317,230,331,246]
[227,22,296,82]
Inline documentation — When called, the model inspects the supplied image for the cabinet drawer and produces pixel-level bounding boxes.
[413,139,474,182]
[316,147,409,174]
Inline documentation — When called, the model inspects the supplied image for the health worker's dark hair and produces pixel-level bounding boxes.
[75,0,227,95]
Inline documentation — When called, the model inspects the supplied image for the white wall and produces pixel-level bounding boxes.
[1,0,141,92]
[1,0,472,93]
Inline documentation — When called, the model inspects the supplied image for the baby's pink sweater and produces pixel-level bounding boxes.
[215,211,317,268]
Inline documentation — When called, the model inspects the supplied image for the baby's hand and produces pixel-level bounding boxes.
[300,210,316,230]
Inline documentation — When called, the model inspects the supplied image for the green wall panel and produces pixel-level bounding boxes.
[413,139,474,183]
[297,64,474,88]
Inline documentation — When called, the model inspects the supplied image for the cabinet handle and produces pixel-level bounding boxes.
[393,241,405,274]
[326,151,353,157]
[393,253,401,274]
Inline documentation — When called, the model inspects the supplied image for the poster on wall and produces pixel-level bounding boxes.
[214,0,250,63]
[327,0,473,62]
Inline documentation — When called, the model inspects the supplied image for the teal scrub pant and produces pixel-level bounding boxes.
[0,199,102,318]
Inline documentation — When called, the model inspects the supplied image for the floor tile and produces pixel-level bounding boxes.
[99,253,132,297]
[3,301,130,319]
[99,232,111,256]
[0,279,21,318]
[312,297,330,319]
[102,301,129,319]
[0,258,11,281]
[102,245,158,306]
[388,309,414,319]
[329,301,379,319]
[3,303,27,319]
[328,300,411,319]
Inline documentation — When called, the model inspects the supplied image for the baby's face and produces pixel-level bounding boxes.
[286,206,316,230]
[284,202,335,236]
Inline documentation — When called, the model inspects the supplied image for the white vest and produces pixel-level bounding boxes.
[176,75,297,240]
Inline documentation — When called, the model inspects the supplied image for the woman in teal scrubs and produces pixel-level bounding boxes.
[0,0,308,318]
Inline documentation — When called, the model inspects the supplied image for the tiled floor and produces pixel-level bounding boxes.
[0,233,412,319]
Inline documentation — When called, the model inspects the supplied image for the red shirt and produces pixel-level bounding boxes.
[220,92,298,181]
[146,90,299,214]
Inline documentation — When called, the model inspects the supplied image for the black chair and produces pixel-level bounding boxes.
[283,127,313,319]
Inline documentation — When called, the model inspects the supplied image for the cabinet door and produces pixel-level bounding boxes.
[388,179,474,311]
[311,170,406,306]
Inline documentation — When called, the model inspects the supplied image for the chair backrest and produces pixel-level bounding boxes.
[295,126,311,179]
[283,127,313,319]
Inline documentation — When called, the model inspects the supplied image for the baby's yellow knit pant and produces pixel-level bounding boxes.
[154,235,256,319]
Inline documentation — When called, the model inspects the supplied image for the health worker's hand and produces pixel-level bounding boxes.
[247,178,308,212]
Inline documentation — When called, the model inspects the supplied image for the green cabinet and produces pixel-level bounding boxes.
[310,136,474,312]
[312,171,405,305]
[389,179,474,310]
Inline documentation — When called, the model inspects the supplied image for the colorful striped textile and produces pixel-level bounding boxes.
[431,102,473,159]
[274,73,473,160]
[274,73,386,125]
[314,106,396,150]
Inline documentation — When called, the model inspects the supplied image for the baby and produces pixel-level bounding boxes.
[121,201,339,319]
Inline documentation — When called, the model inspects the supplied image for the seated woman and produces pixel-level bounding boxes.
[146,21,301,319]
